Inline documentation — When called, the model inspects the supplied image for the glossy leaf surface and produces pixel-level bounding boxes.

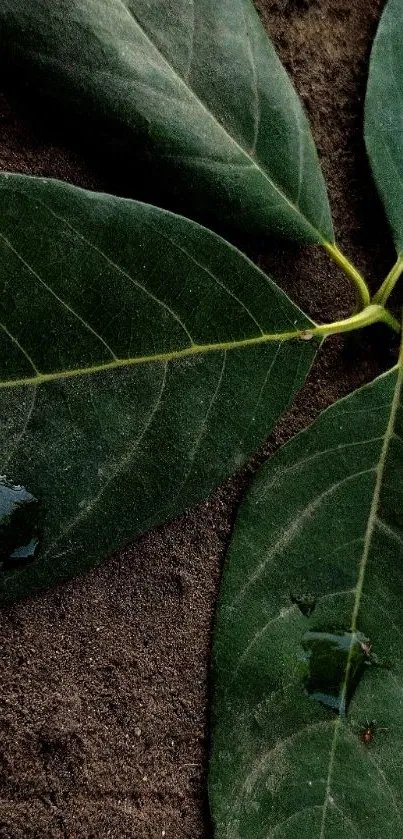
[365,0,403,253]
[0,0,333,244]
[0,173,317,603]
[210,360,403,837]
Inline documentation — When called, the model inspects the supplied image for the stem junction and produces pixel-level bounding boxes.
[322,242,371,311]
[373,254,403,305]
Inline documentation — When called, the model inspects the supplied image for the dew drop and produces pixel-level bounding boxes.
[301,629,370,715]
[0,477,41,572]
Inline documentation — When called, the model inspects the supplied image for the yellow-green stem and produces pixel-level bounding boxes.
[312,304,400,338]
[373,254,403,305]
[323,242,371,310]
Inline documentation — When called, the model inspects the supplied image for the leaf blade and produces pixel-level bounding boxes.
[0,0,333,243]
[209,361,403,837]
[365,0,403,253]
[0,173,317,603]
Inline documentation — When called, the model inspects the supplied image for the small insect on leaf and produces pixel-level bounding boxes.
[360,719,387,745]
[359,640,372,657]
[358,639,388,668]
[300,329,314,341]
[361,721,375,745]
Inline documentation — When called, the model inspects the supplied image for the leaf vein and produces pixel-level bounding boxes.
[318,361,403,838]
[234,467,376,605]
[20,195,196,347]
[0,232,118,360]
[114,0,325,241]
[144,219,265,335]
[41,361,168,559]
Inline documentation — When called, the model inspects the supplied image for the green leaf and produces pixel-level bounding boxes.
[209,358,403,837]
[0,0,333,244]
[0,173,317,604]
[365,0,403,253]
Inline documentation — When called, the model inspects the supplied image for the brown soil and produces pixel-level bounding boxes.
[0,1,399,837]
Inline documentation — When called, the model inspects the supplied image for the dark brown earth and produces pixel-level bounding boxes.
[0,1,400,837]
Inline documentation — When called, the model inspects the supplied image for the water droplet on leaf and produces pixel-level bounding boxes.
[0,477,41,572]
[302,629,370,715]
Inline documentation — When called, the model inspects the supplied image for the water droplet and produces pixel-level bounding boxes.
[290,592,316,617]
[0,477,41,572]
[301,629,370,715]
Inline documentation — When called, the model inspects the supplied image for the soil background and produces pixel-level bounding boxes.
[0,1,400,837]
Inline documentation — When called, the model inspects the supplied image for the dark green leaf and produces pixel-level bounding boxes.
[0,173,317,603]
[210,360,403,837]
[365,0,403,253]
[0,0,333,243]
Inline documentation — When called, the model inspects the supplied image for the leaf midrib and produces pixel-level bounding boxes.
[0,326,309,390]
[318,354,403,838]
[0,179,314,390]
[114,0,326,242]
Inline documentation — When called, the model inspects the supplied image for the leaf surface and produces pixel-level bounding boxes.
[365,0,403,252]
[0,173,317,603]
[210,359,403,837]
[0,0,333,243]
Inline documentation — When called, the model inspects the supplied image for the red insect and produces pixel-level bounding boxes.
[361,721,375,744]
[360,720,387,744]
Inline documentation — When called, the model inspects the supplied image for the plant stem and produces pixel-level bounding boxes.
[322,242,371,310]
[311,304,400,338]
[372,254,403,305]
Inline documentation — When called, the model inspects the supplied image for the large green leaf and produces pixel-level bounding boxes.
[365,0,403,253]
[0,0,333,244]
[0,172,317,604]
[210,358,403,837]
